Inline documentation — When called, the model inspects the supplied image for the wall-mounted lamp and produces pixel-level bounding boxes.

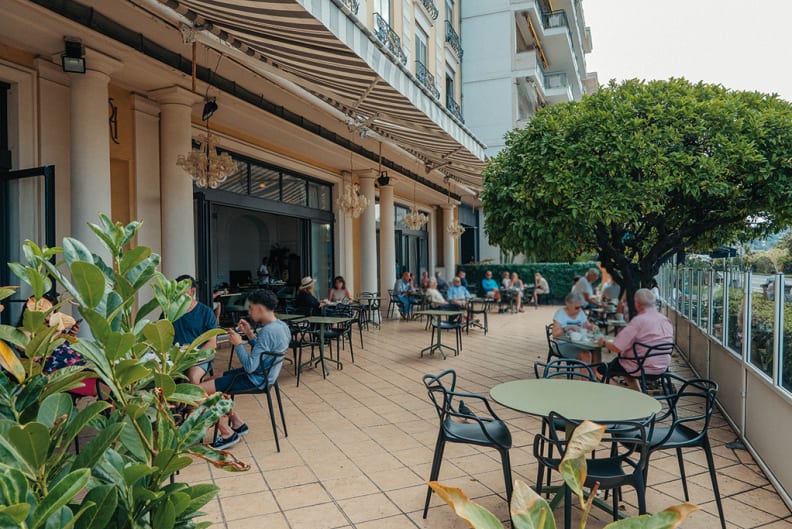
[377,172,390,186]
[61,38,85,73]
[201,97,218,121]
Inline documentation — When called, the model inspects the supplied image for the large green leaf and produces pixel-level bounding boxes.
[183,483,220,514]
[510,480,555,529]
[0,325,28,349]
[0,504,30,525]
[0,340,25,384]
[603,503,698,529]
[151,498,176,529]
[559,421,606,498]
[427,482,504,529]
[30,468,90,529]
[76,308,111,344]
[188,444,250,472]
[143,320,175,354]
[0,468,29,504]
[0,287,18,302]
[0,512,26,529]
[61,401,111,450]
[69,262,106,309]
[119,247,152,276]
[74,485,117,529]
[62,238,93,266]
[8,422,50,473]
[72,423,124,470]
[168,383,206,405]
[37,393,74,428]
[186,328,226,352]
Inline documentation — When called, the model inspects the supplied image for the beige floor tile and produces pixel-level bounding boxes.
[337,492,401,523]
[273,482,332,510]
[355,513,421,529]
[731,487,792,518]
[225,512,290,529]
[220,491,280,521]
[283,502,349,529]
[324,475,380,500]
[715,497,778,528]
[265,465,317,489]
[215,471,269,498]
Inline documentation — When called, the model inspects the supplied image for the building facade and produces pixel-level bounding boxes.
[462,0,598,262]
[0,0,486,322]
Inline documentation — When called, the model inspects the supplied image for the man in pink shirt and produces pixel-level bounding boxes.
[597,288,673,390]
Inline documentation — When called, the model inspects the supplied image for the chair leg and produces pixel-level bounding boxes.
[423,434,447,518]
[675,447,689,501]
[265,388,281,452]
[348,331,355,363]
[499,448,513,503]
[636,475,648,515]
[564,485,572,529]
[296,345,304,387]
[703,438,727,529]
[274,381,288,438]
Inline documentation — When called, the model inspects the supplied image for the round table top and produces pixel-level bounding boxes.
[490,379,660,422]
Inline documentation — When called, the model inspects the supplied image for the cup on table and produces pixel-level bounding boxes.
[616,313,624,321]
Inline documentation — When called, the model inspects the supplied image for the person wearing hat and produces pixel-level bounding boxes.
[170,275,219,384]
[295,276,327,316]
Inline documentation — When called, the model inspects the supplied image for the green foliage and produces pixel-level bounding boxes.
[430,420,697,529]
[459,263,598,302]
[0,214,247,529]
[482,78,792,310]
[746,254,777,274]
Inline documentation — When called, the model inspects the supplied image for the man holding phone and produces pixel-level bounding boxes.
[170,275,218,384]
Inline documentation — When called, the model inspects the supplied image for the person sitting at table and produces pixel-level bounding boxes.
[394,271,417,319]
[296,276,327,316]
[456,269,468,288]
[434,271,449,297]
[510,272,525,312]
[257,257,270,283]
[447,277,471,308]
[200,289,291,450]
[481,270,501,302]
[531,272,550,308]
[169,275,218,384]
[551,291,599,363]
[572,267,603,308]
[425,279,462,323]
[600,277,621,305]
[420,271,430,290]
[597,288,673,390]
[328,276,352,303]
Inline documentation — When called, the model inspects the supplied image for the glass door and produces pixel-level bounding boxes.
[310,221,333,297]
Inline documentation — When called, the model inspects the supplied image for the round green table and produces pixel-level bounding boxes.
[490,379,660,422]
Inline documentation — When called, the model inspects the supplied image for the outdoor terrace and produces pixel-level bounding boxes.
[183,306,792,529]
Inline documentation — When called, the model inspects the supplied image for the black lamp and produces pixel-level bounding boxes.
[61,39,85,74]
[201,97,218,121]
[377,171,390,186]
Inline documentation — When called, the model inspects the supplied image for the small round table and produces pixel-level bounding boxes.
[490,379,660,422]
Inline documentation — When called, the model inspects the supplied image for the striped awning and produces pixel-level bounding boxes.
[157,0,488,190]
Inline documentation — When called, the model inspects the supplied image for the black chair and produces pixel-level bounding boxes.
[534,412,655,529]
[422,370,513,518]
[213,350,288,452]
[603,342,674,393]
[323,304,356,364]
[427,317,463,357]
[386,289,406,319]
[545,323,563,362]
[358,291,381,331]
[644,374,726,529]
[465,298,490,335]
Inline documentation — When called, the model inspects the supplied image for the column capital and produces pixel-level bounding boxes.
[84,47,123,76]
[148,85,203,106]
[440,203,456,211]
[353,168,379,180]
[131,94,160,118]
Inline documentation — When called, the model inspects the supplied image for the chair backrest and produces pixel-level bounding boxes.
[423,369,457,421]
[545,323,563,361]
[251,350,286,388]
[658,377,718,446]
[626,341,674,391]
[533,358,600,381]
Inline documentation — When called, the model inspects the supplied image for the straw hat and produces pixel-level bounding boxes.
[299,276,315,289]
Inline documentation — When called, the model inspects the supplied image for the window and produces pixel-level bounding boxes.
[415,26,428,67]
[446,0,454,23]
[445,63,455,100]
[375,0,391,24]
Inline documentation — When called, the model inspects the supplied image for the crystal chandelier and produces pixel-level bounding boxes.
[403,182,428,230]
[445,177,465,237]
[177,133,237,189]
[336,181,369,218]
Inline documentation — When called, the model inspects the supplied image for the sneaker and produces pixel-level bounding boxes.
[210,432,240,450]
[232,423,249,436]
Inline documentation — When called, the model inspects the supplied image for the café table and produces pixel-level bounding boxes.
[297,315,352,379]
[356,295,384,329]
[554,333,605,363]
[414,309,464,359]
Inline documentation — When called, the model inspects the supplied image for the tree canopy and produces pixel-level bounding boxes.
[481,78,792,308]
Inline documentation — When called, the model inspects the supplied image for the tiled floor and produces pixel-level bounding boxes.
[183,305,792,528]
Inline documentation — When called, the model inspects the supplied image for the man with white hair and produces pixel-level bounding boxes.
[572,267,602,308]
[598,288,673,390]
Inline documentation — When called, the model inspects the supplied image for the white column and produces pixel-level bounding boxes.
[149,86,202,279]
[69,49,122,259]
[428,207,437,274]
[358,171,378,293]
[379,181,396,294]
[339,172,355,295]
[442,204,456,279]
[131,94,162,257]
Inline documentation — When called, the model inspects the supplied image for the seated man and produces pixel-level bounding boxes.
[425,279,461,323]
[199,289,291,449]
[597,288,673,391]
[394,271,417,318]
[572,267,603,308]
[456,269,468,288]
[434,272,449,297]
[170,275,218,384]
[446,277,471,308]
[481,270,501,302]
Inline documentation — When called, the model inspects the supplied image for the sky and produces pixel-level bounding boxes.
[583,0,792,103]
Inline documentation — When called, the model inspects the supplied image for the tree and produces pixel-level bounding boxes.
[481,78,792,314]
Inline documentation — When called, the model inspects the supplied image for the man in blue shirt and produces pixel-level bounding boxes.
[447,277,471,308]
[172,275,218,384]
[481,270,501,302]
[200,289,291,449]
[394,271,416,318]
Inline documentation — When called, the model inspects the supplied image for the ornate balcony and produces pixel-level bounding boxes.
[418,0,439,20]
[445,20,463,59]
[415,61,440,99]
[338,0,359,15]
[374,13,407,65]
[446,94,464,123]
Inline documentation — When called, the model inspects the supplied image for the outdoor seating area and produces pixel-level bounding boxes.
[179,305,791,529]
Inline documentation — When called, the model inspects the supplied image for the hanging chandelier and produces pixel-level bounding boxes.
[336,181,369,218]
[445,177,465,237]
[177,132,237,189]
[403,182,428,230]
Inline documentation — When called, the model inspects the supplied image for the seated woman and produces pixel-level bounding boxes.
[551,292,598,364]
[295,276,326,316]
[510,272,525,312]
[328,276,352,303]
[532,272,550,308]
[425,279,461,322]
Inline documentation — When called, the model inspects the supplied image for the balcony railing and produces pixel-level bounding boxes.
[541,9,569,29]
[338,0,359,15]
[445,20,463,59]
[543,70,568,90]
[374,13,407,65]
[419,0,439,20]
[415,61,440,99]
[445,94,463,122]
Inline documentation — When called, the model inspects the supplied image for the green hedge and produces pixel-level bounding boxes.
[457,262,599,303]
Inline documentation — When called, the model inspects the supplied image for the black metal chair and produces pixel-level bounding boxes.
[323,304,356,364]
[422,370,513,518]
[545,323,563,362]
[465,297,490,335]
[533,411,655,529]
[602,341,674,393]
[386,289,406,319]
[645,374,726,529]
[213,350,288,452]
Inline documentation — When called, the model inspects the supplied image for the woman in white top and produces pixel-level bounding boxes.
[328,276,352,302]
[551,291,598,363]
[532,273,550,308]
